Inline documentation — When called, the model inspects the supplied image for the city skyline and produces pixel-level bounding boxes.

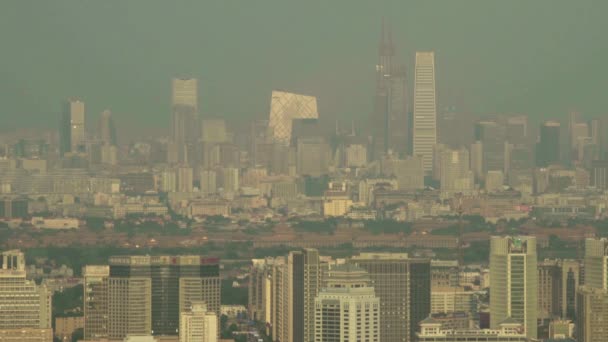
[2,2,608,342]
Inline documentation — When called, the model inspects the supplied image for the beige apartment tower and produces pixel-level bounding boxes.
[179,301,217,342]
[0,250,52,342]
[489,236,537,339]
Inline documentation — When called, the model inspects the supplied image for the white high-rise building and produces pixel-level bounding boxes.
[179,301,217,342]
[0,250,52,332]
[314,264,380,342]
[490,236,537,339]
[413,51,437,173]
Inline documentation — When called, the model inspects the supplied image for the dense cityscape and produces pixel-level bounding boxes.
[2,3,608,342]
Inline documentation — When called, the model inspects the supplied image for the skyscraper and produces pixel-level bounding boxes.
[268,91,319,146]
[536,121,560,167]
[83,265,110,340]
[537,259,562,321]
[171,78,199,164]
[351,253,430,342]
[0,250,52,340]
[370,22,408,159]
[475,120,507,174]
[413,51,437,174]
[576,238,608,342]
[60,99,86,156]
[576,286,608,342]
[489,236,537,339]
[288,249,322,342]
[85,255,220,339]
[439,148,474,196]
[583,238,608,290]
[314,264,380,342]
[99,110,117,146]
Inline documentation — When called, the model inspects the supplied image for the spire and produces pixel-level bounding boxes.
[378,18,394,76]
[387,22,395,55]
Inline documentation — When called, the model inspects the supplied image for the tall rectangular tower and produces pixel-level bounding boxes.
[490,236,538,339]
[351,253,430,342]
[371,23,409,159]
[171,78,199,164]
[583,238,608,290]
[287,249,321,342]
[413,51,437,173]
[60,99,86,155]
[83,265,110,340]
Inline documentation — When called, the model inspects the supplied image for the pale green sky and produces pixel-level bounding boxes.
[0,0,606,130]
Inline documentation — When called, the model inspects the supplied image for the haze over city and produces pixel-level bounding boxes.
[1,1,608,342]
[1,0,608,131]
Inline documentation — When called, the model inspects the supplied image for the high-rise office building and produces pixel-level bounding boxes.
[177,166,194,193]
[83,265,110,340]
[296,137,331,177]
[591,160,608,190]
[60,99,86,155]
[439,148,474,196]
[370,22,408,159]
[475,120,507,173]
[380,155,425,190]
[489,236,537,339]
[288,249,322,342]
[351,253,430,342]
[219,167,239,193]
[85,255,220,339]
[248,258,276,324]
[171,78,199,164]
[413,51,437,173]
[0,250,52,341]
[506,115,528,144]
[576,286,608,342]
[200,169,218,195]
[314,264,380,342]
[560,259,580,320]
[583,238,608,290]
[262,250,322,342]
[576,238,608,342]
[536,121,560,167]
[179,301,217,342]
[99,110,117,146]
[537,259,561,321]
[470,141,483,181]
[268,91,319,146]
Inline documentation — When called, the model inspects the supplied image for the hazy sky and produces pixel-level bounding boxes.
[1,0,606,130]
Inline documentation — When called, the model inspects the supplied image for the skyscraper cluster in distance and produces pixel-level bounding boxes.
[2,17,608,342]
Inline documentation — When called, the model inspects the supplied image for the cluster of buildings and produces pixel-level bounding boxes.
[1,25,608,229]
[248,237,608,342]
[0,250,221,342]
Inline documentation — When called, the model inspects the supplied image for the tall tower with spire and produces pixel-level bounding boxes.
[370,20,409,160]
